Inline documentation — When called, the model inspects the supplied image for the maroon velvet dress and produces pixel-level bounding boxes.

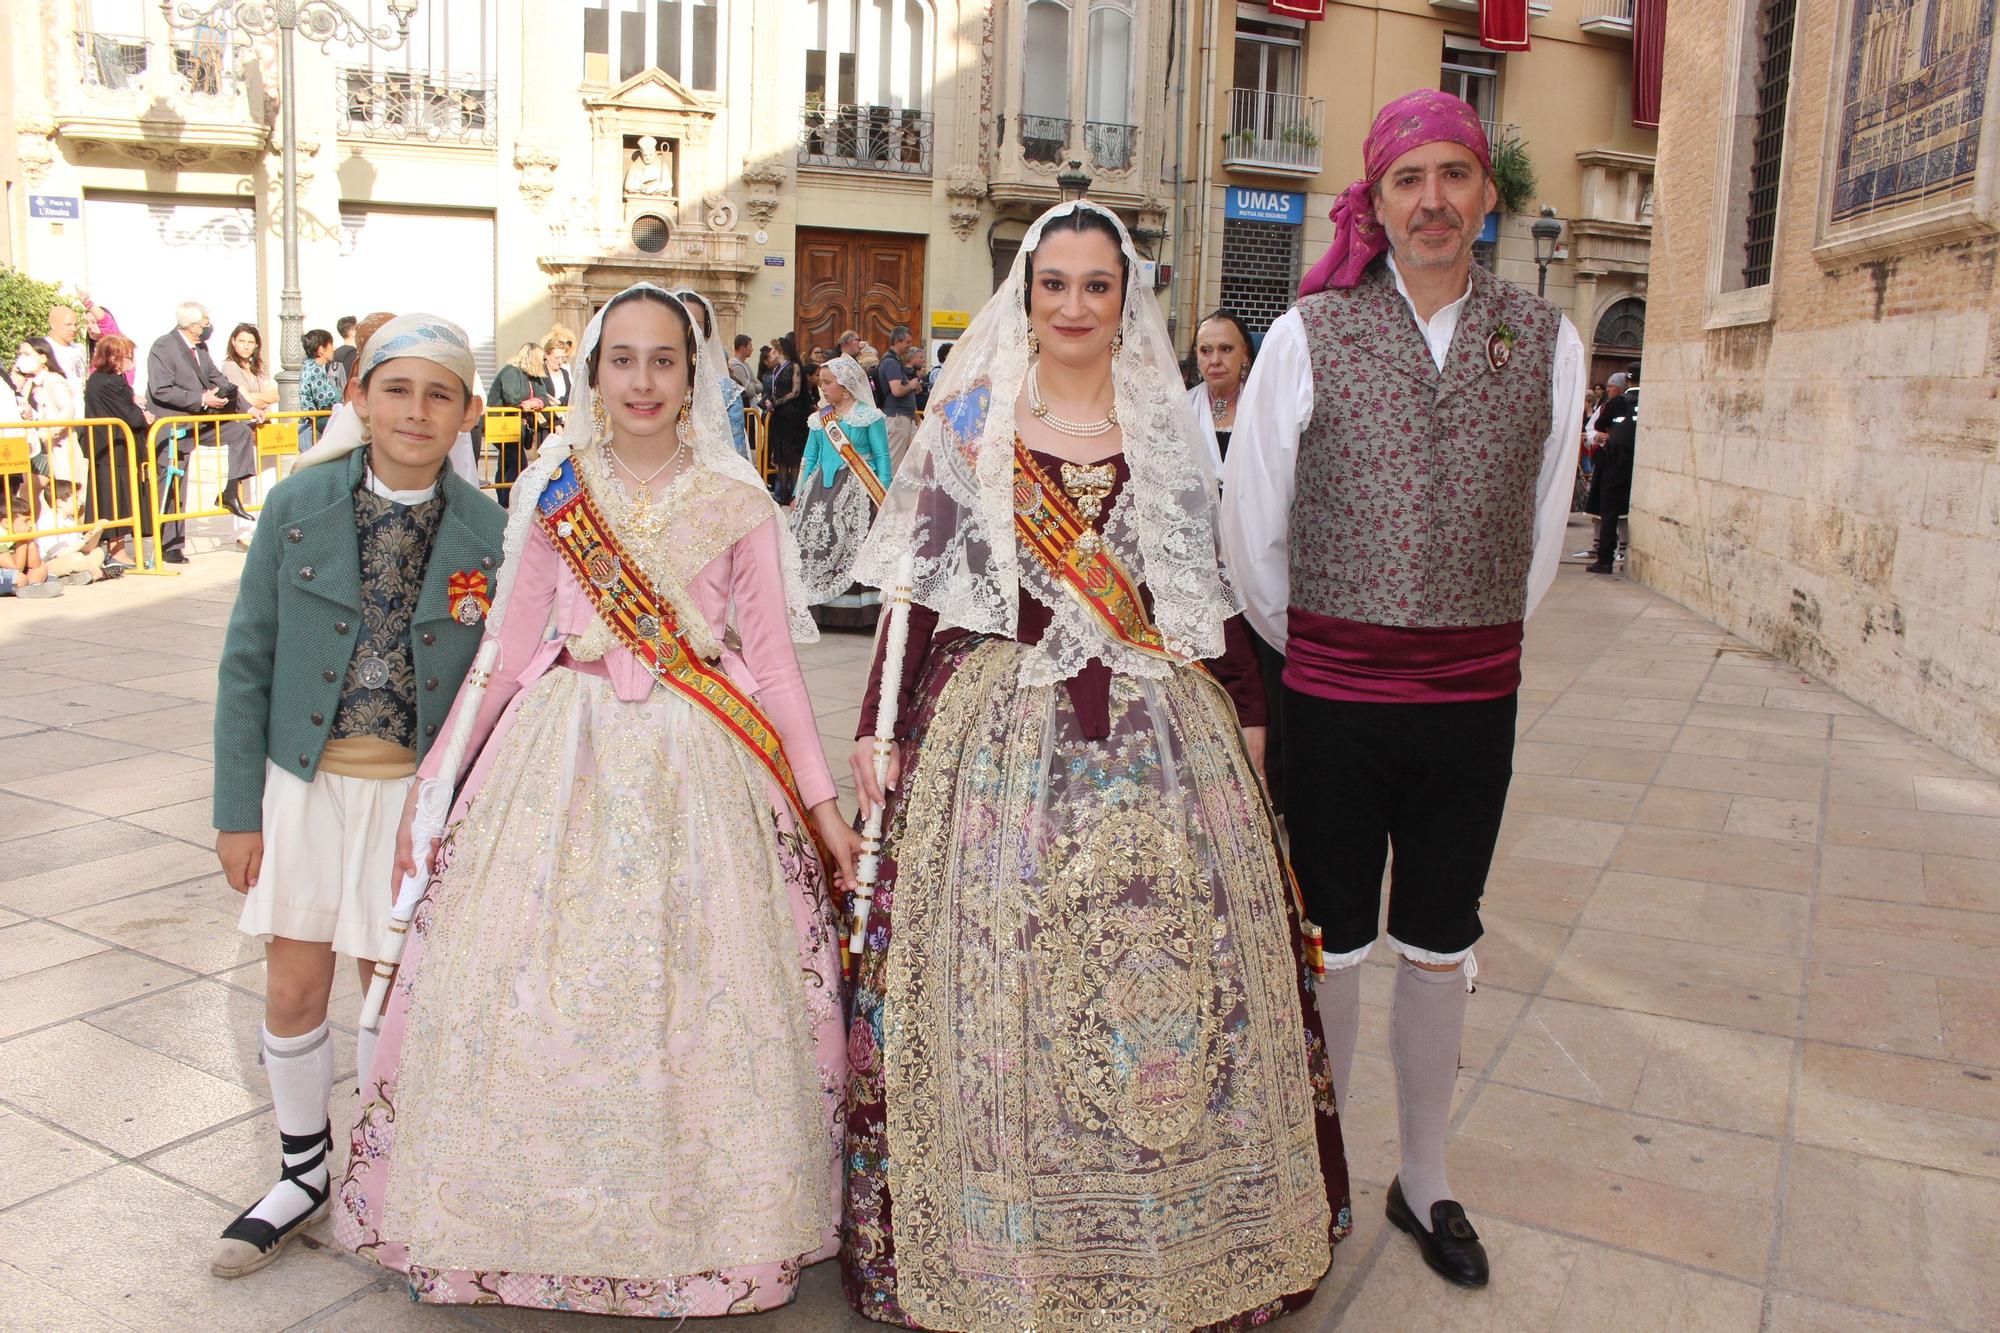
[840,451,1351,1332]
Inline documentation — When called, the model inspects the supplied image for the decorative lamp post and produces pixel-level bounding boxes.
[1531,205,1564,299]
[159,0,419,410]
[1057,159,1093,202]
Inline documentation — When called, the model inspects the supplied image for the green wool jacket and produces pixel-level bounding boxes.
[212,447,508,833]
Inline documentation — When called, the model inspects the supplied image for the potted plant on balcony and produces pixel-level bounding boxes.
[1278,124,1321,149]
[1226,127,1256,152]
[1490,135,1537,215]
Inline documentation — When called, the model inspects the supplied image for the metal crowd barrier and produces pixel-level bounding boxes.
[0,417,151,577]
[141,410,331,572]
[477,404,567,501]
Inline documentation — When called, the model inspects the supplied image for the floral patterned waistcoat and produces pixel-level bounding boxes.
[1290,260,1558,628]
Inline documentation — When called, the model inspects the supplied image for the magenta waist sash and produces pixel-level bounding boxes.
[1283,608,1523,704]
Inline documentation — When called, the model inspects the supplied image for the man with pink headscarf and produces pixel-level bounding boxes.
[1220,89,1584,1290]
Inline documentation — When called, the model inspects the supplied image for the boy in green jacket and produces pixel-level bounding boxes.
[209,315,505,1278]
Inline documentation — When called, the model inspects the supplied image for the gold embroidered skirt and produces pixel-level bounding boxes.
[843,637,1350,1332]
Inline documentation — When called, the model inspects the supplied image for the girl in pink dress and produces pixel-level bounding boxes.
[336,284,860,1317]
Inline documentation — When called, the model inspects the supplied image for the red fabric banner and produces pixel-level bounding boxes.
[1268,0,1325,19]
[1479,0,1531,51]
[1633,0,1667,128]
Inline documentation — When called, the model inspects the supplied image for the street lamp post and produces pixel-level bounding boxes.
[159,0,419,410]
[1057,159,1093,202]
[1531,205,1564,300]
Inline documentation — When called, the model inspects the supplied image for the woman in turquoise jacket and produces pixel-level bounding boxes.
[790,354,892,629]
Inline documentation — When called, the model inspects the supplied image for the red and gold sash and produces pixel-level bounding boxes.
[535,459,818,838]
[821,409,887,507]
[1011,440,1178,662]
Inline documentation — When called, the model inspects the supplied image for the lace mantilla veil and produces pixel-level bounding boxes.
[483,282,819,647]
[823,355,885,428]
[850,200,1237,685]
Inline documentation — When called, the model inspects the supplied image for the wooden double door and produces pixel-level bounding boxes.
[794,228,925,359]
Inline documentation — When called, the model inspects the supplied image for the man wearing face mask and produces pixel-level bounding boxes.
[145,301,239,564]
[1221,89,1585,1289]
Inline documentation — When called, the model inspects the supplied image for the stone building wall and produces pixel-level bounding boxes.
[1638,0,2000,773]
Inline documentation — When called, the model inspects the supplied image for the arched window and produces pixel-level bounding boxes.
[1085,3,1131,124]
[1023,0,1071,119]
[1594,297,1646,351]
[806,0,934,111]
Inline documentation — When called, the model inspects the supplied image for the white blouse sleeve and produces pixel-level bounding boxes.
[1218,308,1314,655]
[1524,316,1587,619]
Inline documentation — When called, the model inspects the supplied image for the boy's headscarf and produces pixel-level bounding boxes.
[1297,89,1493,298]
[293,313,478,472]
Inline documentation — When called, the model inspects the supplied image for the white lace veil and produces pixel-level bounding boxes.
[485,282,818,647]
[850,200,1236,685]
[823,355,885,428]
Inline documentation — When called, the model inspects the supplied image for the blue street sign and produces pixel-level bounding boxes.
[30,195,79,221]
[764,255,786,266]
[1224,188,1305,226]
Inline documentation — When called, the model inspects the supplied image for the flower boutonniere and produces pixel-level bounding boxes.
[1486,323,1517,373]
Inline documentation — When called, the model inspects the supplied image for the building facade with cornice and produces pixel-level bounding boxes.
[9,0,1178,376]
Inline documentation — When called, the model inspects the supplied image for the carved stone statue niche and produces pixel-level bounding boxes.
[623,134,677,199]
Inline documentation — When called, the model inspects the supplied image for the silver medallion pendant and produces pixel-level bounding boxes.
[355,656,392,690]
[634,613,663,642]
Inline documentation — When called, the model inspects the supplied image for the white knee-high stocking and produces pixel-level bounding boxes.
[247,1022,334,1228]
[1391,958,1469,1229]
[1314,961,1363,1113]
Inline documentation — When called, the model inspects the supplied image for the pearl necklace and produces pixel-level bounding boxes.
[1027,365,1117,438]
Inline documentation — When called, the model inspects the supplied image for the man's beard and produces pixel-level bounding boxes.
[1391,206,1473,270]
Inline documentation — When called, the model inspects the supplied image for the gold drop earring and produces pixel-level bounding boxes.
[677,393,694,427]
[1027,327,1041,354]
[1110,330,1124,355]
[590,394,610,442]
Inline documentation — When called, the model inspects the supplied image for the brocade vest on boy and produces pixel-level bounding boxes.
[321,487,447,775]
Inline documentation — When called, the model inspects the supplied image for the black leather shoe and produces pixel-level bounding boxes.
[1584,563,1613,574]
[220,492,253,521]
[163,549,190,565]
[1386,1177,1489,1287]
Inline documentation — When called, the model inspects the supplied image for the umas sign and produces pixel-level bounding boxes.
[1224,189,1305,225]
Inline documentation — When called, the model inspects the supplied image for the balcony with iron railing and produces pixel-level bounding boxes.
[1016,113,1072,166]
[339,68,498,147]
[798,103,934,175]
[1579,0,1635,34]
[1222,89,1323,176]
[60,30,266,157]
[1083,121,1138,173]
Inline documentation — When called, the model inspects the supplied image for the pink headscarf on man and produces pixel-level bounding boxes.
[1296,89,1493,298]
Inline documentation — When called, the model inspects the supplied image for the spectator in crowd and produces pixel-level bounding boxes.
[17,336,79,501]
[1585,364,1639,575]
[487,341,550,507]
[730,333,761,409]
[767,333,811,504]
[876,324,920,468]
[2,493,62,597]
[83,333,148,568]
[39,479,115,584]
[219,323,280,546]
[925,339,952,396]
[543,325,576,407]
[837,329,861,359]
[46,304,88,381]
[332,315,360,384]
[79,294,134,385]
[300,330,343,416]
[146,300,239,564]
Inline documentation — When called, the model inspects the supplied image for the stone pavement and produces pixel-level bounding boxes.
[1,514,1996,1333]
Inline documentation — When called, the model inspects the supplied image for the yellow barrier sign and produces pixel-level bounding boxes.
[932,309,971,330]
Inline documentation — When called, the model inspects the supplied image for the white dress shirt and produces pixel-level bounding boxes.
[1220,258,1587,653]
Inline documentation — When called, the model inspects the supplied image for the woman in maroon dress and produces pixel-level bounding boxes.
[839,201,1351,1333]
